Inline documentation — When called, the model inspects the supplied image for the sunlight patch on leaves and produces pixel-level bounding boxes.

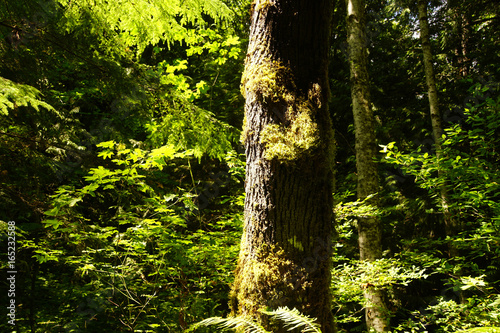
[55,0,233,56]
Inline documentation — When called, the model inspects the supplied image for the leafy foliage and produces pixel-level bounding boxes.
[1,0,500,331]
[0,0,248,331]
[380,81,500,332]
[55,0,233,57]
[22,141,243,331]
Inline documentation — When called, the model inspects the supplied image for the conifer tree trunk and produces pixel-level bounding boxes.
[417,0,458,257]
[345,0,389,331]
[230,1,335,332]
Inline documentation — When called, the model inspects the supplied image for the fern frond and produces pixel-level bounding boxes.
[192,315,271,333]
[0,77,58,116]
[261,307,322,333]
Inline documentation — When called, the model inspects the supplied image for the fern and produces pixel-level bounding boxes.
[190,316,270,333]
[190,307,322,333]
[261,307,322,333]
[0,77,57,116]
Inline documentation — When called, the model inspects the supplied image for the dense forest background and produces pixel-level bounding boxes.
[1,0,499,332]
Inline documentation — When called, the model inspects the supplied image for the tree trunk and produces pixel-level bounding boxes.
[417,0,443,150]
[230,1,336,332]
[450,1,472,77]
[345,0,389,331]
[417,0,458,257]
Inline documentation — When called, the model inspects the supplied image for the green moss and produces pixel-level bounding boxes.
[254,0,273,12]
[230,244,308,319]
[240,61,329,162]
[241,60,294,103]
[289,236,304,252]
[260,101,319,161]
[241,60,295,146]
[240,113,250,144]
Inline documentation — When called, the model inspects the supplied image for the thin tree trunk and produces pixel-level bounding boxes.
[417,0,443,150]
[417,0,458,257]
[450,2,472,77]
[230,1,336,332]
[345,0,389,331]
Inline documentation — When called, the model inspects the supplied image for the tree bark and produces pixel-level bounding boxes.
[417,0,458,257]
[449,1,472,77]
[417,0,443,150]
[345,0,389,331]
[230,1,336,332]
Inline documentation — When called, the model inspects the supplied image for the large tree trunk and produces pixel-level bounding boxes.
[230,1,336,332]
[417,0,458,257]
[345,0,389,331]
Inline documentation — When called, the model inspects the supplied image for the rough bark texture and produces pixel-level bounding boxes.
[417,0,458,257]
[345,0,389,331]
[230,1,335,332]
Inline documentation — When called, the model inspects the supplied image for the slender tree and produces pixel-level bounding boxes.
[417,0,459,259]
[417,0,443,151]
[345,0,389,331]
[230,0,336,332]
[447,0,473,77]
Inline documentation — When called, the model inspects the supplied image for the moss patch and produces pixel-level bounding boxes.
[230,244,309,319]
[240,60,323,161]
[260,101,319,161]
[241,60,294,103]
[254,0,273,12]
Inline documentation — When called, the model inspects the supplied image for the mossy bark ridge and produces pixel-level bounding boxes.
[231,0,336,332]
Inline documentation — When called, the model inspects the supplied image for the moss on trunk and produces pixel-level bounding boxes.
[230,0,336,332]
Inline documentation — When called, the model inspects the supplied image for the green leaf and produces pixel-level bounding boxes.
[42,219,64,229]
[98,150,115,159]
[68,197,82,207]
[97,141,116,149]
